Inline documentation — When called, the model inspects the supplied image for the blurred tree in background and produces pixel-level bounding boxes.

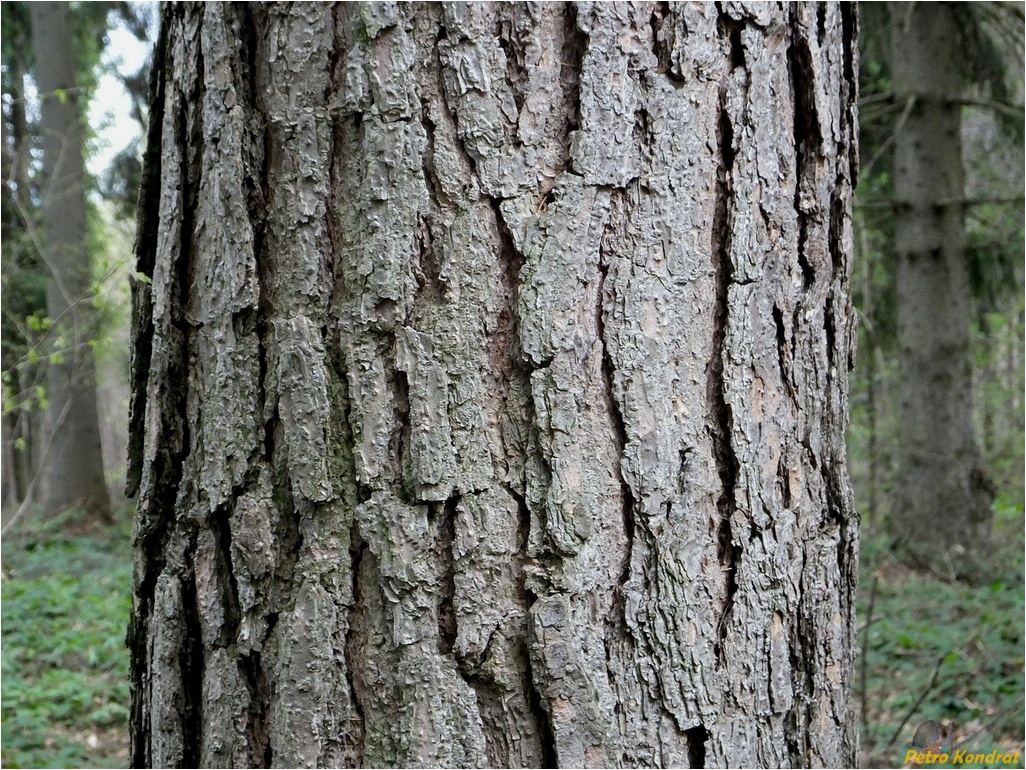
[31,1,112,520]
[853,2,1024,578]
[1,0,151,526]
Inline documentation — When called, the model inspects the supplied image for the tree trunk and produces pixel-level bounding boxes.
[31,1,112,519]
[2,33,39,513]
[888,3,993,574]
[129,3,859,767]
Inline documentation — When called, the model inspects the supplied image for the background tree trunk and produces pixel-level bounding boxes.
[887,3,993,573]
[2,10,43,514]
[31,1,112,519]
[129,3,858,767]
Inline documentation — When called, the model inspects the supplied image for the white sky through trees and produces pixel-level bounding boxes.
[86,17,151,180]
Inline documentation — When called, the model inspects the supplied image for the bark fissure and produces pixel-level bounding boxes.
[126,16,167,496]
[495,13,527,121]
[597,221,633,593]
[787,26,821,158]
[214,487,271,764]
[840,4,856,99]
[240,649,272,767]
[433,50,481,191]
[789,21,819,298]
[346,533,368,741]
[795,219,815,291]
[650,2,673,74]
[685,724,708,769]
[126,280,154,499]
[716,8,745,71]
[180,543,205,768]
[437,494,459,655]
[415,109,448,310]
[828,189,851,366]
[491,197,524,363]
[772,304,798,407]
[523,597,559,770]
[711,87,739,658]
[391,365,412,499]
[562,4,585,137]
[510,484,532,553]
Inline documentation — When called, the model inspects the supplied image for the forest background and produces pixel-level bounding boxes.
[0,2,1022,768]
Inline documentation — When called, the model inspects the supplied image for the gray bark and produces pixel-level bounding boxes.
[888,3,993,572]
[129,3,859,767]
[31,1,112,518]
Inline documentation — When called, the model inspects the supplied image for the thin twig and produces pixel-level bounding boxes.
[856,195,1025,210]
[956,694,1026,750]
[0,399,71,537]
[882,653,947,756]
[860,574,880,732]
[861,94,916,181]
[857,90,1025,120]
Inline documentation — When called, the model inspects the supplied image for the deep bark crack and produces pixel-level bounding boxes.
[181,539,205,768]
[685,724,708,768]
[596,216,634,592]
[524,591,558,769]
[562,4,585,136]
[711,83,739,660]
[345,534,368,753]
[126,11,167,499]
[436,494,459,655]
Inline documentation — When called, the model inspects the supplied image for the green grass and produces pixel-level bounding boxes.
[858,499,1026,768]
[1,516,132,769]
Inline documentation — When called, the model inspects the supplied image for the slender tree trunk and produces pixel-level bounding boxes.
[2,49,38,512]
[888,3,993,573]
[129,3,859,767]
[2,115,24,511]
[31,1,112,519]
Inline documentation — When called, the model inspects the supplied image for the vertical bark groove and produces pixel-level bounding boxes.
[711,67,739,662]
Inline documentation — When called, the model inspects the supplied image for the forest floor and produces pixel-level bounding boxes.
[0,503,1022,769]
[857,497,1026,769]
[1,512,132,769]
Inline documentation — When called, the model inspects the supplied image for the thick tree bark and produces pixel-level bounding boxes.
[129,3,859,767]
[31,1,112,519]
[887,3,993,573]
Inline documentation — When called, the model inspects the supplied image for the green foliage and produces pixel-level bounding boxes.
[858,499,1026,768]
[1,516,132,768]
[0,2,33,76]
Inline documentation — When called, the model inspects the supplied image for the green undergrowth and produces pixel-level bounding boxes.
[858,498,1026,769]
[1,511,133,769]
